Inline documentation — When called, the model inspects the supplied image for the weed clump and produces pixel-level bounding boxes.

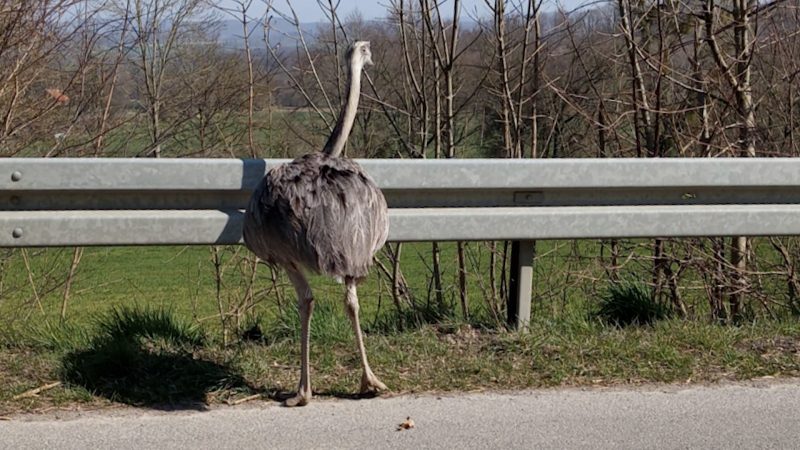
[98,307,204,347]
[61,306,245,406]
[595,280,671,327]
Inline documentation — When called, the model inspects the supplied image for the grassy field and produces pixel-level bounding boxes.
[21,108,498,160]
[1,243,799,415]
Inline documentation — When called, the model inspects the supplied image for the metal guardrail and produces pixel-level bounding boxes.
[3,157,800,328]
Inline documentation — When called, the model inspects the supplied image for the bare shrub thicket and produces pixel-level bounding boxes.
[5,0,800,326]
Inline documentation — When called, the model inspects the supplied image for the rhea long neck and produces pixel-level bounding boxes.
[321,59,363,157]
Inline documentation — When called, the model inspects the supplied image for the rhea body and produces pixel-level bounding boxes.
[243,41,388,407]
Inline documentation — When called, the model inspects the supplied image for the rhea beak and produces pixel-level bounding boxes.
[363,42,374,66]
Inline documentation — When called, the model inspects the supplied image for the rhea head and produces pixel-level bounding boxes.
[347,41,374,68]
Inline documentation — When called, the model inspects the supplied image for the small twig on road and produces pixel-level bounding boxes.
[226,394,262,406]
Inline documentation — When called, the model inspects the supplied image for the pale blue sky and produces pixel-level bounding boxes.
[219,0,595,23]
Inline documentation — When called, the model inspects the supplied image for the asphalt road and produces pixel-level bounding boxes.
[2,381,800,449]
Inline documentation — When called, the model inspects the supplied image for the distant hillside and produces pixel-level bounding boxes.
[217,18,323,49]
[215,17,482,50]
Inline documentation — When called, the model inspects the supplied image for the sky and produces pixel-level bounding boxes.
[219,0,594,23]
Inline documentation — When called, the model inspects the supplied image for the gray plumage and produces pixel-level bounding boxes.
[242,41,387,407]
[243,152,388,279]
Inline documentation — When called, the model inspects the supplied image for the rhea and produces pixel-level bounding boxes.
[243,41,388,407]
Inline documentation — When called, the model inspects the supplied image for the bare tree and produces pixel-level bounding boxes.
[124,0,210,157]
[422,0,472,319]
[218,0,261,157]
[704,0,763,319]
[0,0,92,154]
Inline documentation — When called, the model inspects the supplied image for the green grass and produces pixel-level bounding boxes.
[17,109,512,159]
[1,243,799,414]
[3,314,799,414]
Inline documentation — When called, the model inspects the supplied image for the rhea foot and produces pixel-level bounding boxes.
[284,388,312,407]
[360,370,388,395]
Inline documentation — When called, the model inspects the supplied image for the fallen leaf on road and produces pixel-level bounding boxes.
[397,417,415,431]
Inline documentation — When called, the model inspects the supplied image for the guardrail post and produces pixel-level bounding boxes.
[507,240,534,330]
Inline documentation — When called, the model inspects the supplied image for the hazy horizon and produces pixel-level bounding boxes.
[219,0,596,23]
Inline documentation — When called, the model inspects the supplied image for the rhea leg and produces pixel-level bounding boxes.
[286,269,314,407]
[344,278,387,394]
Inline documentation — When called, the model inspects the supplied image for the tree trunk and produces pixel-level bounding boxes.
[728,0,757,320]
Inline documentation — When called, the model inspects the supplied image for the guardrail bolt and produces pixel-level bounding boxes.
[9,195,20,206]
[10,171,22,182]
[12,228,23,238]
